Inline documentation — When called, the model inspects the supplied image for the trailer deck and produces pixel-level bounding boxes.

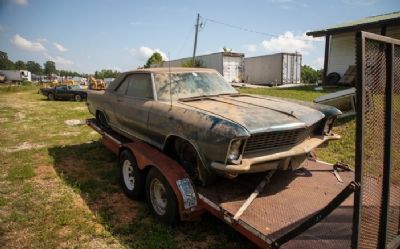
[88,118,355,248]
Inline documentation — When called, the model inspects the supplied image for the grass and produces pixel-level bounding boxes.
[0,85,355,248]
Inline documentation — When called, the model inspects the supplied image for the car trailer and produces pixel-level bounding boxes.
[88,118,357,248]
[84,31,400,248]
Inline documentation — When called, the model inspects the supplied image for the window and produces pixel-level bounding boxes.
[125,74,153,99]
[115,80,129,95]
[56,85,67,92]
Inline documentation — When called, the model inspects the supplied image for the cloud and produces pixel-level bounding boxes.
[260,31,321,55]
[245,44,257,53]
[44,53,73,68]
[36,38,48,43]
[128,46,168,61]
[11,34,46,52]
[310,57,324,70]
[342,0,378,6]
[53,42,68,52]
[12,0,28,5]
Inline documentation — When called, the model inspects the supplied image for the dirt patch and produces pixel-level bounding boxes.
[16,112,26,121]
[56,157,92,181]
[91,192,139,226]
[0,117,9,123]
[49,131,81,137]
[1,142,45,153]
[64,119,86,126]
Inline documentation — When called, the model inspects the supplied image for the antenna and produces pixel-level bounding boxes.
[168,52,172,108]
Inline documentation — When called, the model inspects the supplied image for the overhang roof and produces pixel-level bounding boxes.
[307,11,400,37]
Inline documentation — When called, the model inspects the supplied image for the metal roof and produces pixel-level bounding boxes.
[307,11,400,37]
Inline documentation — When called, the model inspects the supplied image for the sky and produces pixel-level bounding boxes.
[0,0,398,74]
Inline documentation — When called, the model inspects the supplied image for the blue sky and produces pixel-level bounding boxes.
[0,0,398,73]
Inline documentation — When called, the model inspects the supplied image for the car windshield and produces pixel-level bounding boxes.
[153,71,238,101]
[68,85,81,90]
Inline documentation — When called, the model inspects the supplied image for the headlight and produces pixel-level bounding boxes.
[323,116,336,135]
[227,139,244,164]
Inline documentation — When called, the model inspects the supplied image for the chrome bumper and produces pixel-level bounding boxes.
[211,134,340,173]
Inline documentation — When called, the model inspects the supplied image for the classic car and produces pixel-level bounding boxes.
[87,68,341,185]
[40,85,87,101]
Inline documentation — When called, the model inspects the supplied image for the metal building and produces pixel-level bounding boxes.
[162,52,245,83]
[244,53,302,85]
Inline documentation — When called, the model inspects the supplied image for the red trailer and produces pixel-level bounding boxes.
[88,118,356,248]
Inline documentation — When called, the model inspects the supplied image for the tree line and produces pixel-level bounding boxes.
[0,51,120,79]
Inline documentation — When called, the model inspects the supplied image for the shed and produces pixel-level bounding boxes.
[307,11,400,85]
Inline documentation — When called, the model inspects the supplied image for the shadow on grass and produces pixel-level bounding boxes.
[48,141,256,249]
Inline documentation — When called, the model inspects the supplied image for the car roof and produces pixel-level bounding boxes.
[108,67,217,91]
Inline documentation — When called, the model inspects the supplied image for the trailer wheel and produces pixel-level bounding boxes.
[48,93,55,100]
[119,150,144,200]
[74,94,82,102]
[145,168,178,224]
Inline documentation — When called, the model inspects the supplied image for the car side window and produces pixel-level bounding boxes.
[115,80,129,95]
[126,74,153,99]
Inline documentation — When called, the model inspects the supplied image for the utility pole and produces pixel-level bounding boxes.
[192,13,200,67]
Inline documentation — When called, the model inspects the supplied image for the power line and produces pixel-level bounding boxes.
[202,16,278,37]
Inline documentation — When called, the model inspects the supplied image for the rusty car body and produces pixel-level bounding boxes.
[87,68,341,184]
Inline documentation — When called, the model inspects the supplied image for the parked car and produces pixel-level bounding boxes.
[40,85,87,101]
[87,68,341,185]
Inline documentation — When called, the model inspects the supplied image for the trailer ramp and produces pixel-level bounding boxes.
[197,161,355,248]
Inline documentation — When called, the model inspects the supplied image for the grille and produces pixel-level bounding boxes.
[244,125,317,155]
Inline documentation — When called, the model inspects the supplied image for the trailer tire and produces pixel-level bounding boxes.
[145,168,178,224]
[48,93,55,100]
[119,150,145,200]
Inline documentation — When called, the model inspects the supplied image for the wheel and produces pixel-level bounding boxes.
[119,150,144,200]
[96,111,111,130]
[175,140,200,181]
[48,93,55,100]
[74,94,82,102]
[145,168,178,224]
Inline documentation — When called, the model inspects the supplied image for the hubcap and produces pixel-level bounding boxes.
[122,160,135,191]
[75,95,81,101]
[149,178,167,215]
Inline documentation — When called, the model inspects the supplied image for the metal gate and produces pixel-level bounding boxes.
[353,31,400,249]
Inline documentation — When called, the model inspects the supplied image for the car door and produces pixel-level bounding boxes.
[66,86,76,99]
[55,85,68,99]
[114,73,154,142]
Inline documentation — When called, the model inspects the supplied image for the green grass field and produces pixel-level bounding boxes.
[0,85,355,248]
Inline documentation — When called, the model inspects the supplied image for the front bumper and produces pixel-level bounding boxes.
[210,133,340,174]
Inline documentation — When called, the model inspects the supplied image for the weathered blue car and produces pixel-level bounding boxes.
[87,68,341,185]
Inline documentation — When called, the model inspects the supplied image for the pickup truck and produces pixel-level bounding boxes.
[40,85,87,101]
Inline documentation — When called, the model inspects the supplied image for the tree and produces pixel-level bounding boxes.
[94,69,120,79]
[44,61,57,75]
[14,60,26,70]
[0,51,15,70]
[301,65,322,84]
[144,52,163,68]
[26,61,43,75]
[180,59,203,68]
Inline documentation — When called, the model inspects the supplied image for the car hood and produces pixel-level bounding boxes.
[179,94,325,133]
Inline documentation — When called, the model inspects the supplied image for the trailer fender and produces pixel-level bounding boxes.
[121,143,201,220]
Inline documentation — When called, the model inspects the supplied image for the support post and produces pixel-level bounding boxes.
[192,13,200,67]
[323,34,330,84]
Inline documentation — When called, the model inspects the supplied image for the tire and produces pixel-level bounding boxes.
[48,93,55,100]
[96,111,111,130]
[145,168,178,224]
[175,140,200,182]
[119,150,145,200]
[74,94,82,102]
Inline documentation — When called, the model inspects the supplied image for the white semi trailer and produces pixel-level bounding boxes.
[0,70,32,82]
